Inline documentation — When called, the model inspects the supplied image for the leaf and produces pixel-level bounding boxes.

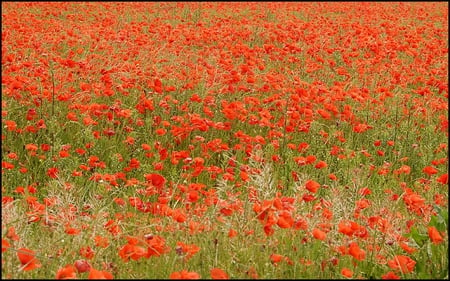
[407,227,428,247]
[429,205,448,232]
[417,271,432,279]
[426,242,433,258]
[428,215,446,232]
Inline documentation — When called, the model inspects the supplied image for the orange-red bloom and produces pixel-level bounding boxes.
[210,268,229,279]
[348,242,366,261]
[119,236,147,262]
[436,173,448,184]
[270,253,283,264]
[94,235,110,248]
[74,259,91,273]
[312,228,327,241]
[2,238,10,253]
[47,167,59,178]
[381,271,400,279]
[228,228,238,238]
[176,241,200,261]
[144,173,166,189]
[399,242,417,254]
[423,165,438,175]
[277,211,294,228]
[428,226,444,244]
[56,264,77,279]
[387,255,416,274]
[88,267,113,279]
[305,180,320,193]
[341,268,353,278]
[169,270,200,279]
[145,234,170,257]
[17,247,41,271]
[315,160,328,169]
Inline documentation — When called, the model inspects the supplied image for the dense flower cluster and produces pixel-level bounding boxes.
[1,2,447,279]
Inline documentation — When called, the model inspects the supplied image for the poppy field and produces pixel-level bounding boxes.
[1,2,448,279]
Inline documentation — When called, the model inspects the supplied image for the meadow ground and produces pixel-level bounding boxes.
[1,2,448,279]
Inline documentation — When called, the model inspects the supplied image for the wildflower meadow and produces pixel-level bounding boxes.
[1,2,448,279]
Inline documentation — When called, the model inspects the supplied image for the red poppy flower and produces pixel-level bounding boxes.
[2,239,10,253]
[176,241,200,261]
[94,235,109,248]
[169,270,200,279]
[381,271,400,279]
[56,264,77,279]
[305,180,320,193]
[428,226,444,244]
[47,167,59,178]
[348,242,366,261]
[210,268,229,279]
[312,228,327,241]
[353,123,372,133]
[228,228,238,238]
[423,165,438,175]
[145,234,170,257]
[315,160,328,169]
[144,173,166,189]
[306,155,317,164]
[277,211,294,228]
[119,240,147,262]
[17,247,41,271]
[270,253,283,264]
[341,268,353,278]
[4,120,17,131]
[74,259,91,273]
[7,226,19,241]
[436,173,448,184]
[399,242,417,254]
[88,267,113,279]
[328,173,338,181]
[387,255,416,274]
